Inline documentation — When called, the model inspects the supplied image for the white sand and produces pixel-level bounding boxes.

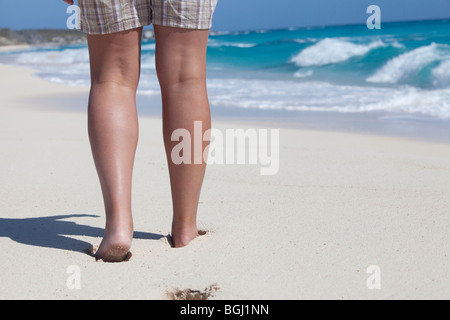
[0,64,449,300]
[0,45,31,52]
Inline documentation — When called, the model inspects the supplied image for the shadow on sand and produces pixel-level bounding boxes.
[0,214,165,256]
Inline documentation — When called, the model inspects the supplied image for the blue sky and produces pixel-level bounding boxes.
[0,0,449,31]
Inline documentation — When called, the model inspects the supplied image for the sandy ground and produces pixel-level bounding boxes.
[0,64,449,300]
[0,45,31,52]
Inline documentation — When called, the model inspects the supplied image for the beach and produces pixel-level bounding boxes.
[0,63,449,300]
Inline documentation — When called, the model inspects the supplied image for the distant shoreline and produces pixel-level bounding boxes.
[0,28,86,47]
[0,28,155,47]
[0,44,31,52]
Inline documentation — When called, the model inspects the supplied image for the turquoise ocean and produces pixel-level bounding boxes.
[1,19,450,132]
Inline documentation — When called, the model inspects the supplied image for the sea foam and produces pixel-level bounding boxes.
[290,38,385,67]
[367,43,450,84]
[432,59,450,88]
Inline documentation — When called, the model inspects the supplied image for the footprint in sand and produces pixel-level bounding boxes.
[163,283,221,300]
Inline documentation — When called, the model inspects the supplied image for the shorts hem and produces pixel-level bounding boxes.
[151,19,212,30]
[80,18,152,35]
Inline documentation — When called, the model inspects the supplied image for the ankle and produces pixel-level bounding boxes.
[171,220,198,248]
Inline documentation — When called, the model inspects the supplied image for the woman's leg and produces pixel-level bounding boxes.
[87,28,142,261]
[154,26,211,248]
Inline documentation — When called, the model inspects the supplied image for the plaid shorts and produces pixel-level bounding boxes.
[78,0,218,34]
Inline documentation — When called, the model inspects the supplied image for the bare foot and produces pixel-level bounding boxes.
[95,227,133,262]
[170,229,206,248]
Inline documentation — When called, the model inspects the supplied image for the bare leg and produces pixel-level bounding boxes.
[87,28,142,261]
[154,26,211,248]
